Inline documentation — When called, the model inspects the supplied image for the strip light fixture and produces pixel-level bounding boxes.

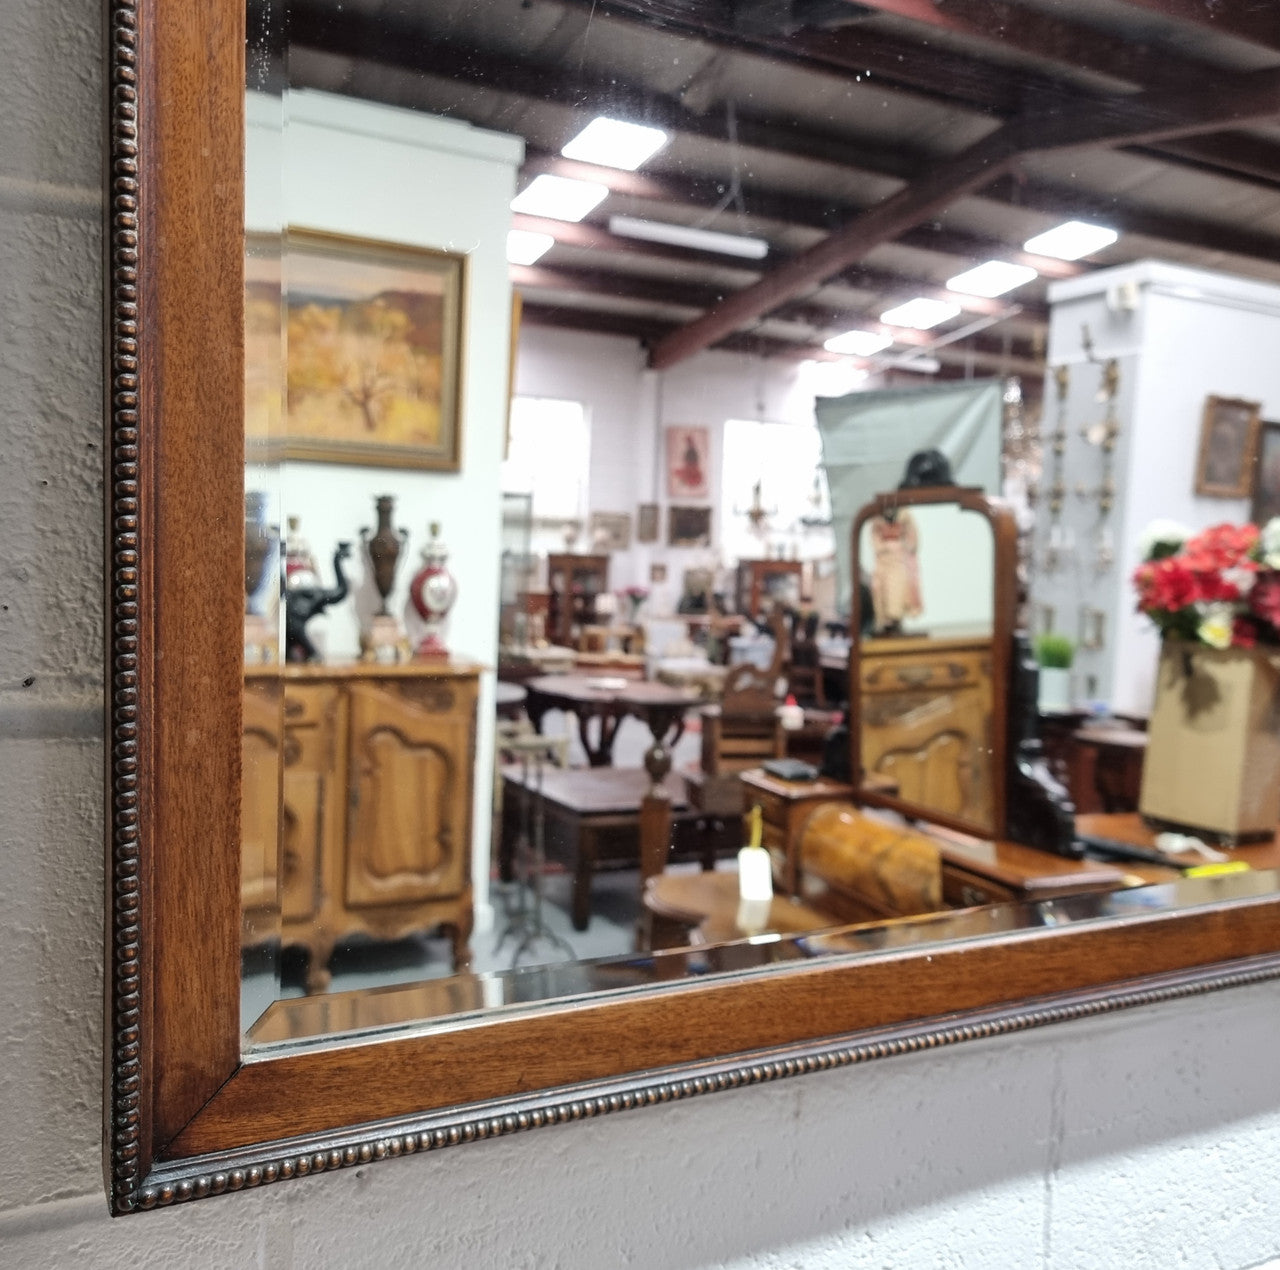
[609,215,769,260]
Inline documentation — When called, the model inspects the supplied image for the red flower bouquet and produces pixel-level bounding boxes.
[1133,519,1280,649]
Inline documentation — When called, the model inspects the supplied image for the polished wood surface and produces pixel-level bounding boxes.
[736,558,803,616]
[113,0,1280,1214]
[546,552,609,648]
[739,768,857,894]
[858,637,995,829]
[500,765,738,929]
[850,487,1019,842]
[525,673,697,767]
[643,871,852,946]
[252,665,481,988]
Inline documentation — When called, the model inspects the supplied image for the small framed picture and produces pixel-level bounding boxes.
[1195,394,1261,498]
[665,426,711,499]
[649,562,668,584]
[1251,421,1280,525]
[589,511,631,552]
[668,504,712,548]
[637,503,660,543]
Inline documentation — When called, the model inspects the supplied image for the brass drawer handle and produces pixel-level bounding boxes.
[896,666,934,686]
[284,697,305,718]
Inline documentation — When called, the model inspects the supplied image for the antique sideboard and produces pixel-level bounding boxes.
[242,662,480,990]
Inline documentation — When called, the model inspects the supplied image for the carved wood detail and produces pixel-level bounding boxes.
[132,954,1280,1210]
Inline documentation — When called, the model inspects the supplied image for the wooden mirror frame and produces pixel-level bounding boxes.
[104,0,1280,1215]
[849,486,1018,839]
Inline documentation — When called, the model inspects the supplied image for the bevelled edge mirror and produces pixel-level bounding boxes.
[104,0,1280,1215]
[849,486,1018,840]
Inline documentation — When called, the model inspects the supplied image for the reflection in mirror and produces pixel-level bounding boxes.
[856,496,996,831]
[235,0,1280,1049]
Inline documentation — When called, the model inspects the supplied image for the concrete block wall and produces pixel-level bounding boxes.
[5,3,1280,1266]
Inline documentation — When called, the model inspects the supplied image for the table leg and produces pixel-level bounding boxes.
[572,823,595,931]
[576,705,622,767]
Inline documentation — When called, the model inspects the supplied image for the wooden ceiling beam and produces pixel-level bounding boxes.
[650,128,1023,367]
[579,0,1280,188]
[847,0,1188,92]
[291,17,1280,267]
[651,60,1280,367]
[520,298,1043,375]
[512,260,1045,333]
[523,151,1077,289]
[1112,0,1280,52]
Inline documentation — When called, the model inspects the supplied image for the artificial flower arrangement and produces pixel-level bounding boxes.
[621,585,650,602]
[1133,518,1280,650]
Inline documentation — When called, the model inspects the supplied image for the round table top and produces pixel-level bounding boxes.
[526,674,696,708]
[494,681,528,713]
[644,871,837,945]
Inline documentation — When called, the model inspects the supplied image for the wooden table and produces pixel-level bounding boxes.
[499,765,742,930]
[642,871,852,949]
[525,674,697,767]
[1075,813,1280,876]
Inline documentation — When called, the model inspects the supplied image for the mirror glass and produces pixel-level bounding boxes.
[234,0,1280,1047]
[857,500,997,831]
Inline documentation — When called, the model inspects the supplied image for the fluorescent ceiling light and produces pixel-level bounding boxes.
[562,117,669,171]
[609,215,769,260]
[802,360,869,395]
[946,260,1038,298]
[511,175,608,223]
[1023,220,1118,261]
[879,297,961,330]
[823,329,892,357]
[506,230,554,266]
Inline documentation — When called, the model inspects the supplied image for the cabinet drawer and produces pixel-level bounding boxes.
[751,788,787,827]
[942,865,1018,908]
[861,650,985,694]
[282,684,334,728]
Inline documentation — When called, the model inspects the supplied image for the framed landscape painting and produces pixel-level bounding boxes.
[276,228,466,470]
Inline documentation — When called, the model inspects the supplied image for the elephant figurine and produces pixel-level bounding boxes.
[285,541,352,663]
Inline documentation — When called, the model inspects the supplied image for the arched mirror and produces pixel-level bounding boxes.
[851,485,1015,839]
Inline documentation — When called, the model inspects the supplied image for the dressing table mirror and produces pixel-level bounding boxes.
[851,485,1014,839]
[105,0,1280,1214]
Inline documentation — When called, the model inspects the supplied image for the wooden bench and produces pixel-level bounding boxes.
[499,765,742,930]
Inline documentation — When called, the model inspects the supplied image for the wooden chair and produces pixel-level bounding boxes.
[784,610,827,708]
[700,607,789,779]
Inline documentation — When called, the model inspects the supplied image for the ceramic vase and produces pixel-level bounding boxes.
[409,522,458,660]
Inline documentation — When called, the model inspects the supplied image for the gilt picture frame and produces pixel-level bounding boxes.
[1195,394,1261,498]
[256,228,466,470]
[589,510,632,551]
[1250,422,1280,526]
[668,504,713,548]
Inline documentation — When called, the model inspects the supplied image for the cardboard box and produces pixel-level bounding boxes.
[1138,641,1280,840]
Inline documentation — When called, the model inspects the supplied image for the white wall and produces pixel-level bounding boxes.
[8,5,1280,1265]
[1037,261,1280,715]
[249,89,525,929]
[515,326,838,615]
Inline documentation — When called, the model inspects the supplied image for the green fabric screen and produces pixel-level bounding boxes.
[816,379,1004,613]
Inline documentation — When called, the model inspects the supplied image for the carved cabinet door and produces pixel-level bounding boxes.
[344,678,476,909]
[241,680,283,918]
[280,685,339,924]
